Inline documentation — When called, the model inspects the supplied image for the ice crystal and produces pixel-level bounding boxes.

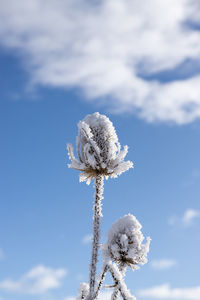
[102,214,151,270]
[67,112,133,184]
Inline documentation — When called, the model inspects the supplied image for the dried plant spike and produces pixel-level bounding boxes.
[67,112,133,184]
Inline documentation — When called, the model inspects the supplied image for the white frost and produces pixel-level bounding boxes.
[77,282,89,300]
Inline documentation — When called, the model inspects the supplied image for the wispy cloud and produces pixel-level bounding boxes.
[138,283,200,299]
[182,209,200,226]
[0,265,67,294]
[151,259,177,270]
[169,209,200,227]
[1,0,200,123]
[82,234,92,244]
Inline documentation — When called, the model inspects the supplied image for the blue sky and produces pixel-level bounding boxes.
[0,1,200,300]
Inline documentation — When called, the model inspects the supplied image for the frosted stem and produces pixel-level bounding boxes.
[108,263,135,300]
[88,174,104,299]
[111,264,127,300]
[93,263,108,300]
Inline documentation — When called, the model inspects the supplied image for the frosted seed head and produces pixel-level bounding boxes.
[67,112,133,183]
[102,214,151,270]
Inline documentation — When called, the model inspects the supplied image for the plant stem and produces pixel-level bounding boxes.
[108,262,135,300]
[111,263,127,300]
[93,263,108,300]
[89,174,104,299]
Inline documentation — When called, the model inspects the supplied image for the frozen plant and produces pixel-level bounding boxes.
[67,112,150,300]
[67,112,133,299]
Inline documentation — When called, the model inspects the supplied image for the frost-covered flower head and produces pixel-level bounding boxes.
[102,214,151,270]
[67,112,133,184]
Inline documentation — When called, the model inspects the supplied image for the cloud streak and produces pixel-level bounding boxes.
[151,259,177,270]
[1,0,200,123]
[182,209,200,226]
[138,283,200,299]
[169,208,200,227]
[0,265,67,294]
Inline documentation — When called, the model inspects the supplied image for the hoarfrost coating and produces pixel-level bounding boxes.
[67,112,133,184]
[102,214,151,270]
[77,282,89,300]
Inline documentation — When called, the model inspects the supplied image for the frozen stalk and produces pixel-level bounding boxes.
[93,263,109,299]
[93,262,127,300]
[89,174,104,297]
[108,261,136,300]
[111,263,127,300]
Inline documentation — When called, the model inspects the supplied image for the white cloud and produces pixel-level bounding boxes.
[182,209,200,226]
[82,234,92,244]
[151,259,177,270]
[138,283,200,299]
[0,0,200,123]
[0,265,67,294]
[169,209,200,227]
[64,291,112,300]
